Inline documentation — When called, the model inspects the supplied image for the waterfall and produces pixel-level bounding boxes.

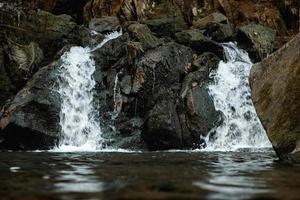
[55,31,122,151]
[204,42,271,151]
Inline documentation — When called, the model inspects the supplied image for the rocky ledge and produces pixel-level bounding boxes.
[250,32,300,163]
[0,0,299,155]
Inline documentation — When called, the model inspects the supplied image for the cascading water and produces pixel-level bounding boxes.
[55,31,122,151]
[204,42,271,151]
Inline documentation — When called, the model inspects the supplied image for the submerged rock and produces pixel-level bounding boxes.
[0,62,61,150]
[250,33,300,163]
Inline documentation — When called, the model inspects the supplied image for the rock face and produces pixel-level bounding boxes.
[0,0,298,151]
[250,33,300,162]
[0,62,61,150]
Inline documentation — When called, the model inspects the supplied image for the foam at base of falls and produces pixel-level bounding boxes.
[204,42,272,151]
[56,31,122,151]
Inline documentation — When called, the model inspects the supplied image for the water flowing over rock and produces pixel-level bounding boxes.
[0,0,297,152]
[250,33,300,163]
[56,31,122,151]
[204,42,271,151]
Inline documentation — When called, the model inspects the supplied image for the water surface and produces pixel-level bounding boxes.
[1,149,299,200]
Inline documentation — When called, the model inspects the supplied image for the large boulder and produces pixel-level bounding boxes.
[250,33,300,163]
[136,42,193,114]
[144,90,183,150]
[0,62,61,150]
[135,42,220,150]
[237,23,276,62]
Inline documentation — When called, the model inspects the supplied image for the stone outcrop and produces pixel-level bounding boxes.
[0,62,61,150]
[250,32,300,163]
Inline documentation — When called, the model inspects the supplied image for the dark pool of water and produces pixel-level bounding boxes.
[0,149,300,200]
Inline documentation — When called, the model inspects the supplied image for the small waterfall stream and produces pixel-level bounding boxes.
[204,42,271,151]
[55,31,122,151]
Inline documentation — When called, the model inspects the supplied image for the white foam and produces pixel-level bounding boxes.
[56,31,122,151]
[204,42,272,151]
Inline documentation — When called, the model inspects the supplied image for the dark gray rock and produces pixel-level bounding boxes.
[0,62,61,150]
[175,29,224,59]
[144,16,188,38]
[185,85,222,139]
[92,34,128,74]
[143,90,183,150]
[135,42,193,114]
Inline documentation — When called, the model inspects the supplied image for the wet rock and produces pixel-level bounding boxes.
[25,10,76,41]
[144,90,183,150]
[0,62,61,150]
[237,23,276,62]
[89,16,120,34]
[185,85,221,140]
[127,23,158,51]
[136,42,193,114]
[175,29,224,58]
[250,32,300,163]
[112,116,145,149]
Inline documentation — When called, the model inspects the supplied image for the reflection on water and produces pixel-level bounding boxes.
[193,153,273,200]
[0,150,300,200]
[55,162,104,193]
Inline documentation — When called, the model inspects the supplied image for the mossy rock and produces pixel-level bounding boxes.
[25,10,76,41]
[237,23,276,62]
[175,29,207,46]
[250,32,300,163]
[127,23,158,51]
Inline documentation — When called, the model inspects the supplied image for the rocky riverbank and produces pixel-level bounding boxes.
[0,1,299,158]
